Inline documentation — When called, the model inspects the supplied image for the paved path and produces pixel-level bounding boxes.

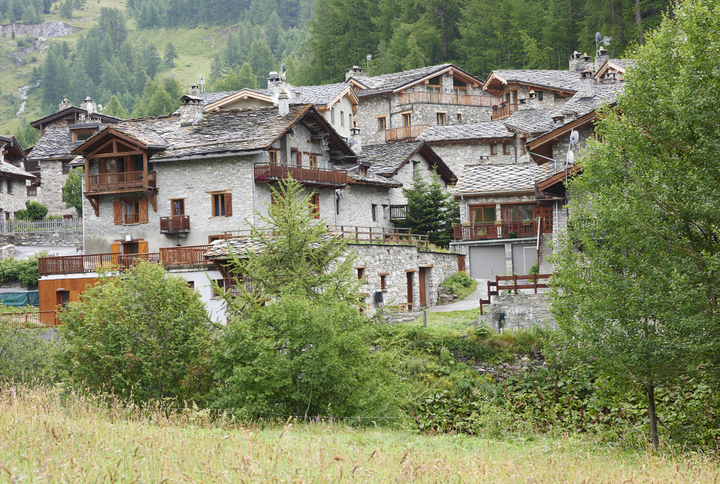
[12,245,80,259]
[426,279,488,312]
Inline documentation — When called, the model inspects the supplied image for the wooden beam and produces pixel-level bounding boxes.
[85,195,100,217]
[147,190,157,212]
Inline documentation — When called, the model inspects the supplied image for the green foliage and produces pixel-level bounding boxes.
[528,262,539,275]
[548,0,720,448]
[0,323,58,384]
[163,42,178,68]
[440,271,477,301]
[21,200,48,221]
[103,96,129,119]
[214,179,398,419]
[394,172,459,247]
[57,262,217,405]
[63,168,83,217]
[212,63,258,92]
[13,118,40,150]
[0,252,47,288]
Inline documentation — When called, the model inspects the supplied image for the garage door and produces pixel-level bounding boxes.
[469,246,506,279]
[512,244,536,275]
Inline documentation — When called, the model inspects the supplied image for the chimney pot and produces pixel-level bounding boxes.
[59,98,71,111]
[278,89,290,116]
[345,65,366,81]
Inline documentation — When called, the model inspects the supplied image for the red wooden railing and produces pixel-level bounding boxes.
[490,104,518,120]
[480,273,554,314]
[124,213,140,224]
[160,215,190,233]
[385,125,429,142]
[254,164,348,187]
[87,171,157,192]
[398,92,501,107]
[453,221,537,240]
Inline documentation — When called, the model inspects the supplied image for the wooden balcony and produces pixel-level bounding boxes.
[39,245,213,276]
[254,163,348,188]
[160,215,190,234]
[490,104,518,120]
[398,92,500,107]
[333,226,429,249]
[389,205,407,220]
[385,125,429,142]
[86,170,157,193]
[453,221,537,241]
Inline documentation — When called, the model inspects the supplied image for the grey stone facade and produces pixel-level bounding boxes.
[0,178,29,219]
[38,160,75,216]
[0,232,82,247]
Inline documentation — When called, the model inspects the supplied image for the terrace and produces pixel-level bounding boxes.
[254,164,348,189]
[453,221,537,241]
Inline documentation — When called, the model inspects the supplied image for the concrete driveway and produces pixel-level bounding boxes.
[426,279,488,312]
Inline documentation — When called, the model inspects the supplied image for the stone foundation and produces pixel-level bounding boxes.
[477,293,554,332]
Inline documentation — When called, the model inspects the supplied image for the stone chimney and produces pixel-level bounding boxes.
[278,89,289,116]
[577,73,595,98]
[603,71,618,83]
[59,98,71,111]
[80,96,97,114]
[569,51,594,73]
[526,90,539,109]
[179,86,204,126]
[346,65,366,81]
[268,71,284,90]
[595,47,609,73]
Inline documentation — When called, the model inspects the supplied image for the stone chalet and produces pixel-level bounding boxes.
[0,135,35,220]
[27,98,122,216]
[345,64,500,146]
[449,53,628,279]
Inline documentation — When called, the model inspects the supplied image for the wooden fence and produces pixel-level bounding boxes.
[480,273,554,314]
[333,226,429,249]
[0,219,82,234]
[0,310,62,328]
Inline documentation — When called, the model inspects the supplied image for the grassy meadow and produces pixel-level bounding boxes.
[1,384,718,483]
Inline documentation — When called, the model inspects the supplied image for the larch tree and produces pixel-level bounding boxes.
[549,0,720,450]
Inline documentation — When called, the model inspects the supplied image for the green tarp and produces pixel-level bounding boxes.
[0,291,39,307]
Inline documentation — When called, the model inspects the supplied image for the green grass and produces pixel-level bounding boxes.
[409,308,481,331]
[1,383,718,483]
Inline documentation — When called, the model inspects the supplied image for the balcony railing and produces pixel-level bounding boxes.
[254,164,349,188]
[385,125,428,142]
[333,226,429,249]
[453,221,537,240]
[398,92,501,107]
[390,205,407,220]
[39,245,214,276]
[490,104,518,120]
[124,213,139,224]
[160,215,190,234]
[87,170,157,192]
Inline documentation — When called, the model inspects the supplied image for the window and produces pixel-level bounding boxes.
[124,200,141,224]
[453,78,468,97]
[331,108,335,123]
[490,144,498,156]
[212,192,232,217]
[27,187,37,196]
[379,273,388,290]
[309,193,320,219]
[426,75,441,101]
[171,199,185,216]
[6,180,11,194]
[57,290,70,309]
[371,204,377,222]
[340,111,345,126]
[268,150,278,164]
[502,204,534,222]
[212,279,225,298]
[457,113,462,123]
[309,154,318,168]
[356,267,365,280]
[436,112,446,125]
[554,92,570,101]
[336,195,340,215]
[402,113,412,127]
[295,149,302,166]
[349,113,353,127]
[537,91,544,102]
[62,161,70,174]
[503,144,511,155]
[470,205,496,224]
[187,281,195,290]
[377,116,387,131]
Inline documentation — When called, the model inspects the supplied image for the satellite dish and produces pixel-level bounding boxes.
[595,32,602,44]
[86,102,94,116]
[569,129,579,146]
[348,139,356,148]
[366,54,372,62]
[566,150,575,165]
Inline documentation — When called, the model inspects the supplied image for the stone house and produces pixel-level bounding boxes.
[345,64,499,147]
[27,98,122,217]
[0,135,35,220]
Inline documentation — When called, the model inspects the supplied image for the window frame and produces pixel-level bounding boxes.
[170,198,185,216]
[377,116,387,131]
[436,112,446,125]
[27,187,37,196]
[469,204,497,224]
[309,154,318,168]
[268,150,278,165]
[309,192,320,219]
[503,144,511,155]
[490,144,498,156]
[371,203,377,222]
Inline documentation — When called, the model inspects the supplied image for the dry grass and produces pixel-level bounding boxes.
[0,384,718,483]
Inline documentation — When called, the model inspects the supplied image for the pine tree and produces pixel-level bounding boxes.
[59,0,73,19]
[248,39,275,88]
[164,42,178,67]
[104,95,129,119]
[143,43,162,78]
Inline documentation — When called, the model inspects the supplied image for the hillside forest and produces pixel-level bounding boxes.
[0,0,672,145]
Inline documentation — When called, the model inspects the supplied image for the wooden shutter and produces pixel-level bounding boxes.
[224,192,232,217]
[138,241,149,254]
[139,199,149,224]
[110,242,122,253]
[113,201,122,225]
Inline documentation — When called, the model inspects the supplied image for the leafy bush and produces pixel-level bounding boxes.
[0,322,58,383]
[57,261,217,405]
[0,252,46,287]
[440,271,477,301]
[15,201,48,221]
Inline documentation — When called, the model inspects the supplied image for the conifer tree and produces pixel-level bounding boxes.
[104,95,129,119]
[163,42,178,67]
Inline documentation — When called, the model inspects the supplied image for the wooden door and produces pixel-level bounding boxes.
[419,268,428,307]
[406,272,414,311]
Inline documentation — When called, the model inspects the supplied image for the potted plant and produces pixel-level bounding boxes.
[508,231,518,238]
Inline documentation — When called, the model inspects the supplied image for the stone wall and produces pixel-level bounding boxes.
[0,178,28,219]
[428,138,531,177]
[39,159,75,216]
[477,293,554,332]
[337,184,395,228]
[0,231,82,247]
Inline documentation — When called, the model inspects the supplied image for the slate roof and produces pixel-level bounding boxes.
[27,126,80,161]
[349,64,465,97]
[0,160,34,179]
[205,236,265,259]
[204,83,351,108]
[503,110,560,136]
[358,141,425,175]
[419,122,513,142]
[454,163,558,195]
[560,81,624,118]
[347,169,402,187]
[488,70,583,92]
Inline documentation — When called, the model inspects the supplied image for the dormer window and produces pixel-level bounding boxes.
[359,165,368,176]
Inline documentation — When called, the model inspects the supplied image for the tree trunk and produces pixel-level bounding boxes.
[645,382,659,450]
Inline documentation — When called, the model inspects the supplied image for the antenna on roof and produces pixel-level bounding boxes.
[365,54,372,73]
[281,62,286,80]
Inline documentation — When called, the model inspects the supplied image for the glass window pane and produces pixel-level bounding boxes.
[519,204,534,221]
[483,206,495,222]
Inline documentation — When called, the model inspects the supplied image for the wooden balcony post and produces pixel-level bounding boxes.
[142,153,148,188]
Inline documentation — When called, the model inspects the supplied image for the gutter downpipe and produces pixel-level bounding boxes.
[71,167,85,254]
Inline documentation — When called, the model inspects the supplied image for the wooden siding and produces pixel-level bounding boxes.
[38,277,97,325]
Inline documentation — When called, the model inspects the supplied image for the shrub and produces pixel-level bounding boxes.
[57,261,217,405]
[0,252,46,287]
[0,322,58,383]
[16,201,49,221]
